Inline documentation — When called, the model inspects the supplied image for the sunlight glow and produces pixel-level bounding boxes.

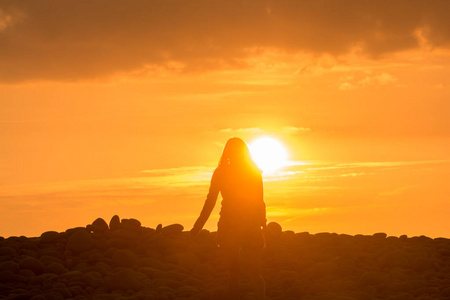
[249,137,288,173]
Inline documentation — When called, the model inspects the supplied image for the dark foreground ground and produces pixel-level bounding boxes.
[1,216,449,300]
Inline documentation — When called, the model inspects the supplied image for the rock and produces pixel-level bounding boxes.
[307,261,337,279]
[0,246,17,257]
[0,270,17,282]
[19,269,36,277]
[111,249,138,267]
[156,224,163,232]
[409,256,435,272]
[161,224,184,235]
[373,232,387,239]
[0,261,20,273]
[109,215,121,230]
[65,227,89,235]
[387,293,415,300]
[39,255,64,266]
[173,252,200,270]
[40,231,60,243]
[110,229,140,240]
[108,269,143,291]
[388,281,414,293]
[2,217,450,300]
[359,271,385,287]
[45,262,68,275]
[91,218,109,233]
[121,218,141,230]
[19,257,44,275]
[441,286,450,297]
[66,230,94,254]
[177,285,199,297]
[266,222,282,238]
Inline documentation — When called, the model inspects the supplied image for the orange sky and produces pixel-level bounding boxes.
[1,0,449,238]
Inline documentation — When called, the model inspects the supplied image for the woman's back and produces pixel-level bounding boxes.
[216,163,265,228]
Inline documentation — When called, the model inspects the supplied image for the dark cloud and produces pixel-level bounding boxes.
[1,0,449,82]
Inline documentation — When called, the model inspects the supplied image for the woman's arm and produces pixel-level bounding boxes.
[190,169,221,235]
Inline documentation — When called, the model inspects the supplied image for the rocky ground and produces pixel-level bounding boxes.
[1,216,449,300]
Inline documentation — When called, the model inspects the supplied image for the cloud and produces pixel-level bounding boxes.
[282,126,311,134]
[219,128,263,134]
[1,0,450,82]
[339,71,398,90]
[0,165,214,199]
[339,82,357,91]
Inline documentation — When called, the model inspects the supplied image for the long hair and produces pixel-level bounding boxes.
[218,137,260,171]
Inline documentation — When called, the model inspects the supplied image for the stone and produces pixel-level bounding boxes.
[45,262,68,275]
[39,255,64,266]
[65,227,89,235]
[441,286,450,297]
[177,285,199,297]
[161,224,184,235]
[112,249,138,267]
[110,229,140,240]
[109,215,121,230]
[373,232,388,239]
[411,256,436,272]
[266,222,282,238]
[387,293,415,300]
[0,246,17,257]
[108,268,143,291]
[66,230,94,254]
[3,216,450,300]
[91,218,109,233]
[19,257,45,275]
[121,218,141,230]
[173,252,200,270]
[0,261,19,273]
[40,231,60,243]
[359,271,385,287]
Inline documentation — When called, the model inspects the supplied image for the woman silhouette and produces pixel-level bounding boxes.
[191,137,267,300]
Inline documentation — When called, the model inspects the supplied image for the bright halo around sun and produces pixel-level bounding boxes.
[249,137,288,173]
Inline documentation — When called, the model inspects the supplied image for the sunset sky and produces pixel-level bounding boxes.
[1,0,449,238]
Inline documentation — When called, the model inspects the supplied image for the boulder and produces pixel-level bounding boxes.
[45,263,68,275]
[19,257,45,275]
[110,229,140,240]
[109,215,121,230]
[121,218,141,230]
[173,252,200,270]
[359,271,385,288]
[373,232,387,239]
[0,246,17,257]
[112,249,138,267]
[91,218,109,233]
[66,230,94,254]
[0,261,20,273]
[40,231,60,243]
[411,256,436,272]
[161,224,184,235]
[266,222,283,239]
[108,268,143,291]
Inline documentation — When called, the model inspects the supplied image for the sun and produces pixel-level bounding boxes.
[249,137,288,173]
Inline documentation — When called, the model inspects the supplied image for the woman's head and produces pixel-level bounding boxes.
[219,137,258,169]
